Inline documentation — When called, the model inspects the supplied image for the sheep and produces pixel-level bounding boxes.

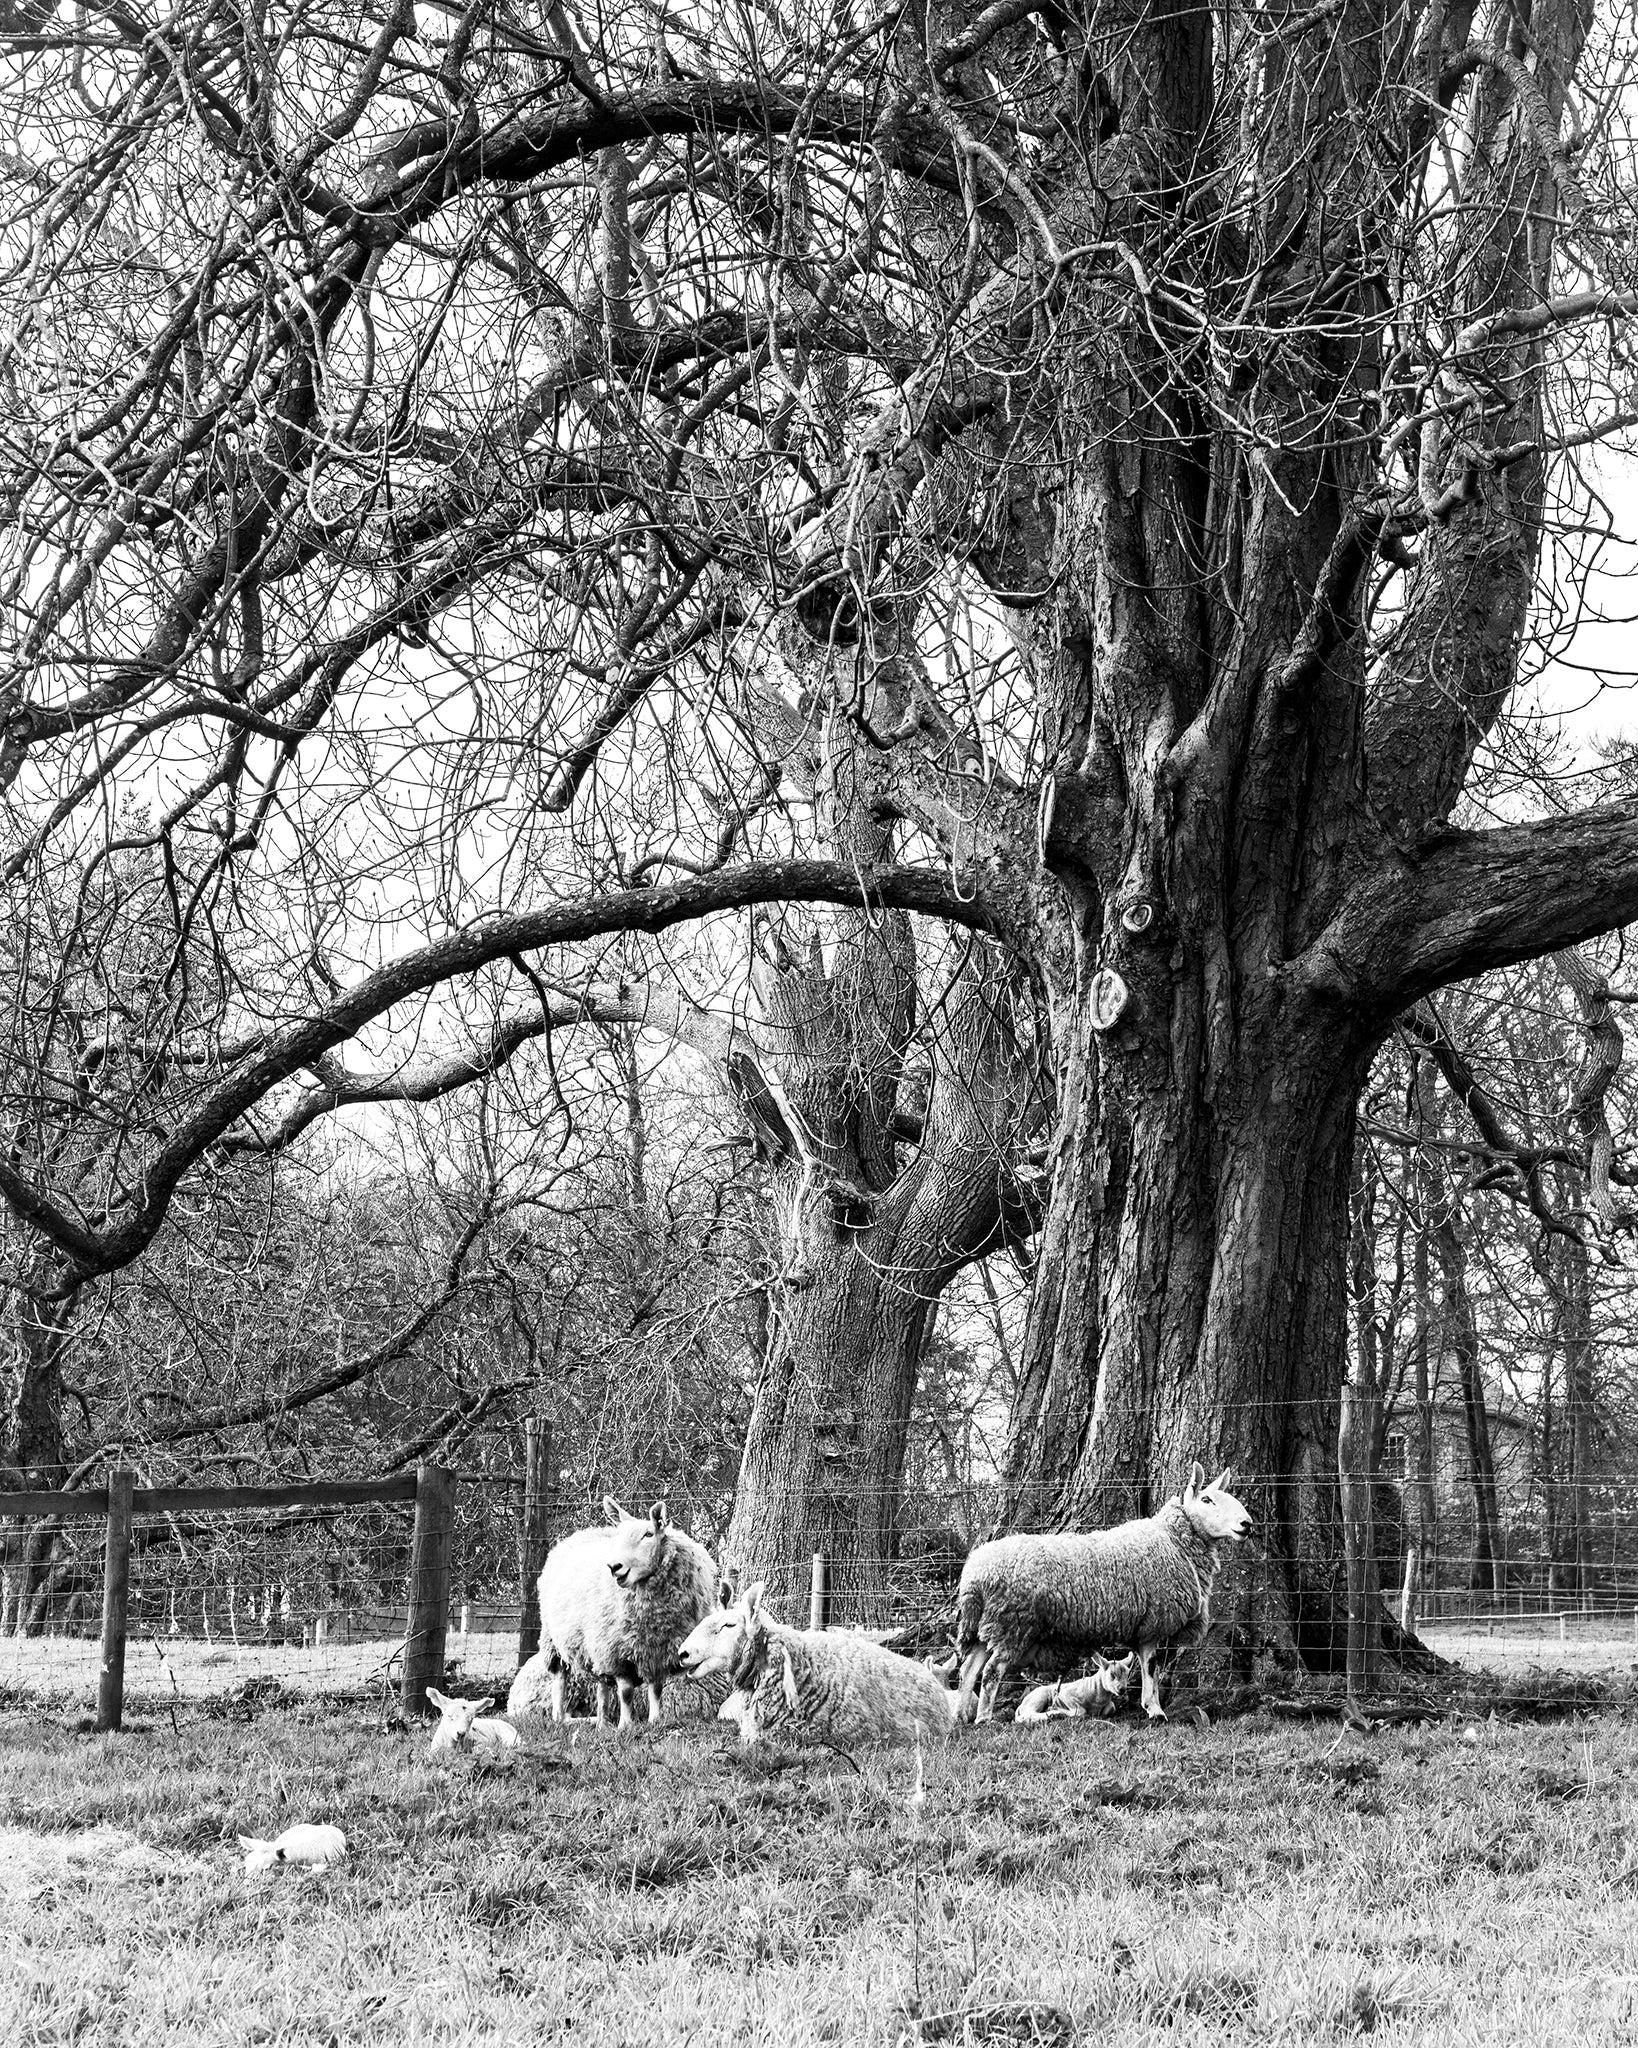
[1014,1651,1137,1724]
[505,1649,551,1724]
[955,1463,1252,1724]
[536,1496,718,1729]
[426,1688,523,1755]
[678,1581,961,1747]
[238,1824,347,1873]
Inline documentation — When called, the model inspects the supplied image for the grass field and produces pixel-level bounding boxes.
[4,1698,1638,2046]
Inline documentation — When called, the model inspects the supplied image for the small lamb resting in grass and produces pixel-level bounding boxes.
[677,1582,961,1747]
[955,1464,1251,1723]
[1014,1651,1137,1724]
[426,1689,523,1754]
[537,1497,719,1729]
[239,1824,347,1873]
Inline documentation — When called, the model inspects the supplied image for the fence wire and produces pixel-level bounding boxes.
[4,1461,1638,1713]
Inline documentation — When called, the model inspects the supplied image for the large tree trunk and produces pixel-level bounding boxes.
[726,932,1027,1617]
[1003,952,1372,1671]
[728,1222,934,1616]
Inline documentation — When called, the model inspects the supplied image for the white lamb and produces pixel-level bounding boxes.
[677,1582,961,1747]
[956,1464,1252,1722]
[239,1823,347,1872]
[536,1497,718,1728]
[1014,1651,1137,1723]
[426,1688,523,1754]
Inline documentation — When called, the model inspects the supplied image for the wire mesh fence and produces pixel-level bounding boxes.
[5,1449,1638,1718]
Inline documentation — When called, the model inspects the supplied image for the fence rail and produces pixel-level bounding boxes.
[1,1465,450,1730]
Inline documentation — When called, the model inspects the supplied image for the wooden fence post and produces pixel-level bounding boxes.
[97,1470,134,1733]
[809,1552,829,1632]
[516,1419,555,1668]
[402,1464,456,1720]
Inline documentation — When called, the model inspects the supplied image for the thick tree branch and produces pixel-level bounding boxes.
[1295,801,1638,1014]
[0,860,1007,1277]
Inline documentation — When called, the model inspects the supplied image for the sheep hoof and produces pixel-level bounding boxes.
[1145,1706,1168,1723]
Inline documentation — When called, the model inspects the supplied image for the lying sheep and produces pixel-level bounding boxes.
[426,1689,523,1755]
[955,1464,1252,1723]
[1014,1651,1137,1724]
[678,1582,961,1747]
[537,1497,718,1729]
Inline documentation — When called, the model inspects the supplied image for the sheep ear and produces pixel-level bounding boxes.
[743,1581,765,1621]
[717,1576,736,1607]
[427,1689,451,1713]
[1187,1461,1205,1497]
[649,1501,669,1533]
[1213,1467,1233,1493]
[237,1835,264,1853]
[474,1697,495,1717]
[603,1495,624,1524]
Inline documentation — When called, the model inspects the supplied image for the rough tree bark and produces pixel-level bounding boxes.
[726,934,1032,1611]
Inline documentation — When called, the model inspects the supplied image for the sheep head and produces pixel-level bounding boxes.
[606,1500,674,1587]
[1181,1464,1252,1543]
[427,1689,496,1752]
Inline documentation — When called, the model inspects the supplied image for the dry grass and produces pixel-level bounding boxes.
[3,1698,1637,2045]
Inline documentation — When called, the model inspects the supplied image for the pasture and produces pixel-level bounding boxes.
[3,1686,1637,2047]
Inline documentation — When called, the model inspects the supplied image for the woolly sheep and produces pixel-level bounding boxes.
[955,1464,1251,1723]
[536,1496,719,1729]
[238,1823,347,1873]
[426,1688,523,1755]
[506,1650,551,1723]
[1014,1651,1138,1724]
[678,1582,961,1747]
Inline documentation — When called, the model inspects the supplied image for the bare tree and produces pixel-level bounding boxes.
[7,2,1638,1658]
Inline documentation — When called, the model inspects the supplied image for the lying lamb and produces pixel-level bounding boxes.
[537,1497,719,1728]
[239,1824,347,1873]
[677,1582,961,1747]
[955,1464,1251,1723]
[426,1689,523,1754]
[1014,1651,1137,1723]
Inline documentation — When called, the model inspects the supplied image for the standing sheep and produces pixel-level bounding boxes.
[536,1497,718,1729]
[955,1464,1252,1723]
[677,1582,961,1747]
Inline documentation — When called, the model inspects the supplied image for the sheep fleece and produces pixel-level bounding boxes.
[734,1622,957,1744]
[537,1525,716,1686]
[956,1499,1224,1669]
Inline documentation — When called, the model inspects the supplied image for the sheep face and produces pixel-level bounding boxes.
[604,1498,673,1588]
[427,1689,495,1753]
[675,1604,746,1678]
[1181,1464,1252,1543]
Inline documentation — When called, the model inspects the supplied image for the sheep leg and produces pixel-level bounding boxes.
[976,1659,1008,1724]
[595,1677,617,1726]
[549,1667,568,1722]
[1137,1643,1167,1721]
[615,1678,639,1729]
[955,1643,990,1723]
[646,1681,665,1724]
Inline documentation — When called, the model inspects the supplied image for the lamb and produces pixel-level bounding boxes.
[955,1464,1251,1723]
[536,1496,719,1728]
[1014,1651,1137,1724]
[678,1582,961,1747]
[426,1688,523,1754]
[238,1824,347,1873]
